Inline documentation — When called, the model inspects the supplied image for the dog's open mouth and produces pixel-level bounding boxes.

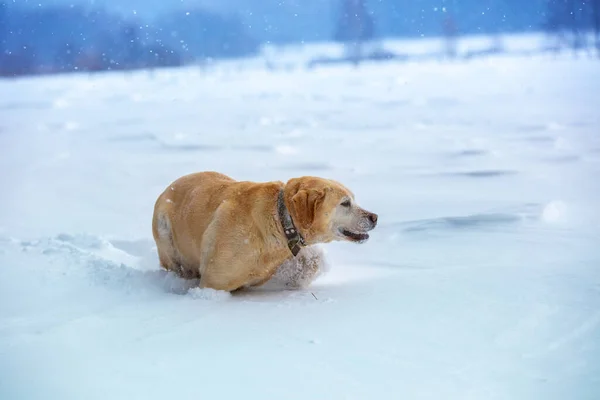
[339,229,369,243]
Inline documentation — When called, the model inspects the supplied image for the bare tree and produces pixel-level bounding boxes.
[122,24,143,70]
[568,0,583,53]
[593,0,600,56]
[334,0,374,64]
[0,2,6,57]
[442,14,458,59]
[543,0,576,53]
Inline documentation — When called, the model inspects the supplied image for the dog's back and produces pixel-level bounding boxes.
[152,171,236,276]
[152,171,284,280]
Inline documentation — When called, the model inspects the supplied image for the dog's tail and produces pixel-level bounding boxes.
[155,212,172,242]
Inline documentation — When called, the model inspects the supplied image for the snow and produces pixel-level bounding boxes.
[1,34,600,399]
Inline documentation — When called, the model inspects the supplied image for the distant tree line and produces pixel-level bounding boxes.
[331,0,600,62]
[543,0,600,53]
[3,0,598,77]
[0,3,259,78]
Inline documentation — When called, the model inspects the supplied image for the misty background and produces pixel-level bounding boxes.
[1,0,599,76]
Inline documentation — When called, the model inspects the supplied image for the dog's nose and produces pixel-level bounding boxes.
[368,213,378,226]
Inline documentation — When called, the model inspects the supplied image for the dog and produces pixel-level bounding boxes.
[152,171,378,292]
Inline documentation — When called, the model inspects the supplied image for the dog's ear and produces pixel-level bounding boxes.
[291,188,325,230]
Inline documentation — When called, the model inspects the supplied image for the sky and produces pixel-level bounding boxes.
[15,0,338,42]
[16,0,335,19]
[9,0,549,43]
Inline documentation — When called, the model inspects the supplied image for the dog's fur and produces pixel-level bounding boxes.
[152,171,378,292]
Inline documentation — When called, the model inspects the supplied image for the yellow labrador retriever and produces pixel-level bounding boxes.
[152,171,378,292]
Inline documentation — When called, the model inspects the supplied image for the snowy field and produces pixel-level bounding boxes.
[1,35,600,399]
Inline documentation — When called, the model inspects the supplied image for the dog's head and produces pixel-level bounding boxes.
[284,176,378,245]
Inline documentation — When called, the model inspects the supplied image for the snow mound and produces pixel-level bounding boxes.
[5,233,200,297]
[542,200,567,224]
[259,245,331,290]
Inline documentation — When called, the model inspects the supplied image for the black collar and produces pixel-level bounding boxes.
[277,189,306,257]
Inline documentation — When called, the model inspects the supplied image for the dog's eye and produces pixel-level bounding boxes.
[340,200,351,207]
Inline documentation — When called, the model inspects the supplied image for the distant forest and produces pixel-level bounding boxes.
[0,2,259,77]
[1,0,598,77]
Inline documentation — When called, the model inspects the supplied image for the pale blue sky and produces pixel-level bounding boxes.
[10,0,547,43]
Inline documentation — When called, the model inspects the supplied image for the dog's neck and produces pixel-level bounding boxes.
[277,189,306,257]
